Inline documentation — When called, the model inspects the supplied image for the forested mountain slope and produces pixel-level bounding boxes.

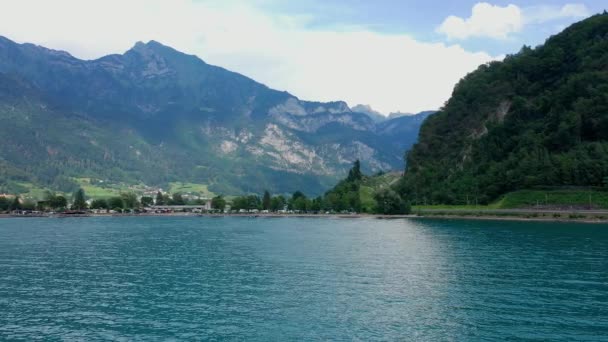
[400,13,608,205]
[0,36,429,196]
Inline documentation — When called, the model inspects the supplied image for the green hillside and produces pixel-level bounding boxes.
[320,161,407,214]
[400,13,608,205]
[0,36,428,197]
[359,172,402,212]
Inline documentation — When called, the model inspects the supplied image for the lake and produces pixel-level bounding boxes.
[0,217,607,340]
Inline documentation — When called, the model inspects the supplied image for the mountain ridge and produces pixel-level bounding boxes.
[0,35,431,196]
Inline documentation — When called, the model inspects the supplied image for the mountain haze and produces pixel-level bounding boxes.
[0,36,429,196]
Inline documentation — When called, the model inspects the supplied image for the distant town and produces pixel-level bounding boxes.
[0,161,411,217]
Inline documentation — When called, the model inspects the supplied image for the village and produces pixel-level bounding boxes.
[0,190,342,218]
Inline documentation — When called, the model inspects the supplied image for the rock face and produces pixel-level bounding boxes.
[0,36,431,195]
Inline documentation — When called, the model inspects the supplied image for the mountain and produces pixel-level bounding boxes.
[350,105,435,125]
[388,112,408,119]
[0,36,429,196]
[375,111,434,161]
[388,110,435,120]
[351,104,386,122]
[399,13,608,205]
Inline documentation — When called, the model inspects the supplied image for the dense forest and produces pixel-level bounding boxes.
[399,12,608,205]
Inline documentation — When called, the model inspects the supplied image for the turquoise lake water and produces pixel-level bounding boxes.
[0,217,607,340]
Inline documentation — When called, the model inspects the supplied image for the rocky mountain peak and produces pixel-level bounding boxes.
[0,35,430,195]
[352,104,386,122]
[124,41,176,78]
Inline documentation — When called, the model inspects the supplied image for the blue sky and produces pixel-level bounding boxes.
[257,0,606,54]
[1,1,605,114]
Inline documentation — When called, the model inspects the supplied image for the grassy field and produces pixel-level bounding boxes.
[414,188,608,210]
[168,182,215,197]
[413,204,498,210]
[80,185,121,198]
[74,178,122,199]
[15,182,54,200]
[496,189,608,209]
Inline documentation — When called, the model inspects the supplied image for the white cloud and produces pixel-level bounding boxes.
[437,3,524,40]
[437,2,591,40]
[0,0,498,114]
[525,4,590,24]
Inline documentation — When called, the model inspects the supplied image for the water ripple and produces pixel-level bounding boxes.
[0,217,607,340]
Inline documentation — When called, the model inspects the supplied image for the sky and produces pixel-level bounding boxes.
[0,0,605,114]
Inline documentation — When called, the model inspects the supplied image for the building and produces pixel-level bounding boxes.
[150,201,212,213]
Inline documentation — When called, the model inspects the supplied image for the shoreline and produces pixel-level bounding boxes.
[414,214,608,224]
[0,212,416,220]
[1,211,608,224]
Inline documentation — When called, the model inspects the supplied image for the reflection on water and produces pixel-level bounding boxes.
[0,217,606,340]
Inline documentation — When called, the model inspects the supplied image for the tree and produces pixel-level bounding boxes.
[322,160,368,212]
[232,195,260,210]
[604,176,608,188]
[270,195,286,212]
[141,196,154,207]
[90,199,109,210]
[374,189,410,215]
[247,195,261,210]
[292,191,306,201]
[262,190,271,210]
[45,191,67,210]
[211,195,226,211]
[155,191,165,205]
[49,195,68,209]
[324,192,340,212]
[231,196,247,210]
[121,193,139,209]
[171,193,185,205]
[289,191,307,210]
[72,188,87,210]
[0,197,9,211]
[347,159,362,182]
[292,197,309,212]
[108,197,125,211]
[310,196,323,212]
[9,196,21,211]
[344,191,361,212]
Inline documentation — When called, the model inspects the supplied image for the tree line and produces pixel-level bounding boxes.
[227,160,410,215]
[0,188,210,213]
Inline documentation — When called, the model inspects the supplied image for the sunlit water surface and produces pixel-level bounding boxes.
[0,217,607,340]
